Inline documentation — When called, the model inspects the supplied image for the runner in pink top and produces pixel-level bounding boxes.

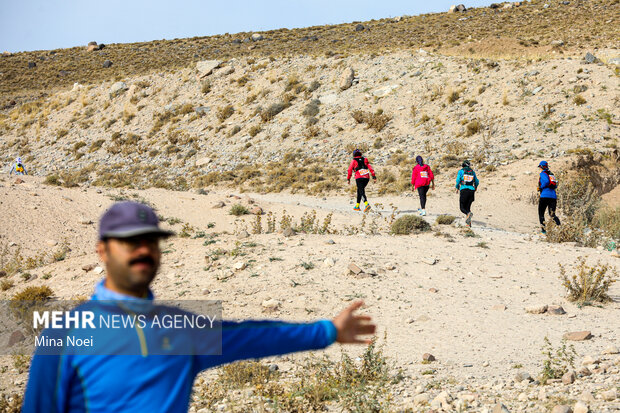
[347,149,376,212]
[411,155,434,216]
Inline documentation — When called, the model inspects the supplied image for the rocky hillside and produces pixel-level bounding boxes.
[0,47,618,194]
[0,0,618,101]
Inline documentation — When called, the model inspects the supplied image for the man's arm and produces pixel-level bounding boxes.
[195,301,374,372]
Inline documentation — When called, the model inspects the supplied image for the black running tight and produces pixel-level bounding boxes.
[356,178,369,203]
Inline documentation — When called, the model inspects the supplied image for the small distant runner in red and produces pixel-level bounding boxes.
[411,155,435,216]
[347,149,376,212]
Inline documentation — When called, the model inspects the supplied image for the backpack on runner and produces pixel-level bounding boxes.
[462,168,476,188]
[543,170,558,190]
[15,164,24,173]
[355,157,370,177]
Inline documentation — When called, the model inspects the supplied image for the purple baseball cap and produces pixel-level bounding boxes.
[99,202,174,240]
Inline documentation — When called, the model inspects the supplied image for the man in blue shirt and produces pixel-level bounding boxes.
[23,202,376,413]
[455,160,479,227]
[537,160,561,234]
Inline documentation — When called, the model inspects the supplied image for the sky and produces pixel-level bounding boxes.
[0,0,495,53]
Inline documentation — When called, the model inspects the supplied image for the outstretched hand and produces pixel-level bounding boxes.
[332,300,376,344]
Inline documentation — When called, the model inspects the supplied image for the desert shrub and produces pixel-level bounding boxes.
[351,110,365,124]
[302,100,320,117]
[44,175,61,186]
[594,207,620,240]
[539,337,576,385]
[436,215,456,225]
[178,103,194,115]
[308,80,321,92]
[56,129,68,139]
[260,102,288,122]
[390,215,431,235]
[559,257,617,303]
[219,361,277,388]
[447,89,460,103]
[12,285,53,301]
[465,119,481,136]
[201,80,211,94]
[248,125,262,137]
[228,125,241,137]
[0,280,14,291]
[365,111,392,132]
[573,94,586,105]
[89,139,105,152]
[229,204,249,216]
[217,104,234,122]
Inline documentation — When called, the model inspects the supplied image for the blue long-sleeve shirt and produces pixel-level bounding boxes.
[539,170,557,199]
[456,168,479,191]
[23,280,337,413]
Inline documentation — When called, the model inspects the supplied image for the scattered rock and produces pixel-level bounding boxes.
[532,86,544,95]
[602,345,619,355]
[348,263,363,274]
[600,389,617,401]
[283,228,295,237]
[607,58,620,66]
[14,178,24,184]
[195,106,210,115]
[563,331,592,341]
[577,366,591,376]
[422,353,435,362]
[233,262,246,271]
[196,60,221,76]
[581,355,599,366]
[428,288,439,293]
[250,206,263,215]
[8,331,25,346]
[413,393,429,405]
[354,24,365,32]
[326,239,335,245]
[551,406,572,413]
[562,370,576,384]
[0,271,6,278]
[251,33,264,42]
[547,305,566,315]
[492,304,507,311]
[515,371,532,383]
[584,52,597,64]
[526,305,548,314]
[79,217,93,225]
[449,4,467,13]
[551,40,565,47]
[102,60,112,68]
[423,258,438,265]
[493,403,510,413]
[489,3,501,9]
[323,258,335,267]
[237,230,250,239]
[109,81,128,98]
[268,364,279,372]
[212,201,225,208]
[28,62,37,68]
[82,264,96,272]
[261,298,279,310]
[339,67,355,91]
[573,401,588,413]
[93,266,104,275]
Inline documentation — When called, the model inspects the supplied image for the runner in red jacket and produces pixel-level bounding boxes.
[411,155,434,216]
[347,149,376,212]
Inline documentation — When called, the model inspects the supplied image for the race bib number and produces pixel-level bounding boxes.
[420,171,429,179]
[358,169,369,176]
[463,174,474,183]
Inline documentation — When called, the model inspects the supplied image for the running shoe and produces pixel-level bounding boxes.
[364,204,371,213]
[421,209,426,216]
[465,212,473,227]
[353,206,361,211]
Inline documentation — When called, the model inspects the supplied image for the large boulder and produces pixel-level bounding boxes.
[251,33,264,42]
[449,4,467,13]
[196,60,221,76]
[339,67,355,91]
